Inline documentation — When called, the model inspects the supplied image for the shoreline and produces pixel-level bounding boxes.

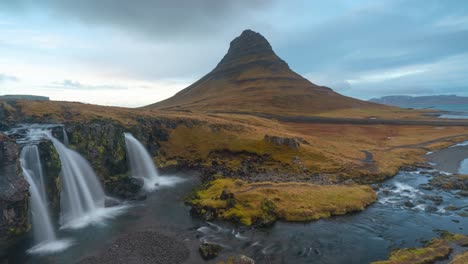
[427,142,468,174]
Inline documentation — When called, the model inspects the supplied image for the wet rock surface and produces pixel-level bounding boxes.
[0,133,29,245]
[199,242,223,260]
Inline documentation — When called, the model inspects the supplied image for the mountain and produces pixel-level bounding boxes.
[369,95,468,108]
[0,95,49,101]
[146,30,389,116]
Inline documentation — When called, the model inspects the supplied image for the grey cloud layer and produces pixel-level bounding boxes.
[278,0,468,96]
[2,0,467,98]
[2,0,271,40]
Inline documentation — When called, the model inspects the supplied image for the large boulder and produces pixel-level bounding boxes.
[0,133,30,246]
[264,135,301,149]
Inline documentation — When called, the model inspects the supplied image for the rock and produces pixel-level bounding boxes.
[424,206,438,213]
[418,184,434,191]
[264,135,300,149]
[344,179,355,185]
[104,197,121,207]
[444,205,459,211]
[404,201,415,208]
[292,156,301,164]
[0,133,30,244]
[429,174,468,191]
[422,195,443,204]
[456,190,468,197]
[220,189,234,200]
[199,242,222,260]
[236,255,255,264]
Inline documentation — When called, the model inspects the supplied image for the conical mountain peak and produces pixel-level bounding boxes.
[218,29,275,65]
[147,30,381,115]
[215,29,288,72]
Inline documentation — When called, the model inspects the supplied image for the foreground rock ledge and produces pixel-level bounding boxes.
[188,178,377,226]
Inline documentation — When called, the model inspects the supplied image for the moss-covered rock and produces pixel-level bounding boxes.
[199,242,222,260]
[37,141,61,217]
[188,178,377,226]
[372,232,468,264]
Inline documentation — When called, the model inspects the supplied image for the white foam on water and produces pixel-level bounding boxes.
[234,232,248,240]
[440,114,468,119]
[414,204,426,211]
[197,227,213,234]
[144,175,186,191]
[458,158,468,174]
[449,141,468,148]
[60,205,130,230]
[27,239,74,255]
[393,182,420,198]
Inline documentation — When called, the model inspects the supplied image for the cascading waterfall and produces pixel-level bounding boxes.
[20,145,72,254]
[62,127,69,145]
[124,132,183,191]
[124,133,160,191]
[20,146,56,245]
[45,132,106,228]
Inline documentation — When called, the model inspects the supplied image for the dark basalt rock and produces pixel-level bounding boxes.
[199,242,222,260]
[220,189,234,200]
[429,174,468,191]
[0,133,30,245]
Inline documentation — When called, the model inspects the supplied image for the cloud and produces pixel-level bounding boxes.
[0,0,273,40]
[0,73,18,83]
[48,79,128,90]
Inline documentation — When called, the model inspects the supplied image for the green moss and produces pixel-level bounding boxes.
[188,178,376,226]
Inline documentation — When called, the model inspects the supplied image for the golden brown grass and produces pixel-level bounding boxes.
[373,233,468,264]
[5,100,468,181]
[372,239,452,264]
[450,251,468,264]
[189,178,377,226]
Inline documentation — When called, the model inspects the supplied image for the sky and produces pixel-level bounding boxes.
[0,0,467,107]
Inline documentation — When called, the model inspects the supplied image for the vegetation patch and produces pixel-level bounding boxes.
[372,232,468,264]
[450,251,468,264]
[188,178,377,226]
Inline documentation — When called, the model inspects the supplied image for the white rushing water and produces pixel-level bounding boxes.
[459,158,468,174]
[62,127,69,145]
[20,145,72,254]
[45,132,108,228]
[124,133,183,191]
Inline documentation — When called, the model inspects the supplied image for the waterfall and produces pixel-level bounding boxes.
[124,133,160,191]
[20,145,72,254]
[20,146,56,244]
[62,127,69,145]
[124,133,183,191]
[45,132,106,227]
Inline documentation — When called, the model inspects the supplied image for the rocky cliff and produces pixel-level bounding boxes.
[0,133,29,246]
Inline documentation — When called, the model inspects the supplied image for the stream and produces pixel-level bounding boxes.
[1,125,467,264]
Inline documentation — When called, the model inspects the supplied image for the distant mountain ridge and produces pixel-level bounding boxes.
[0,95,49,101]
[146,29,389,116]
[369,95,468,108]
